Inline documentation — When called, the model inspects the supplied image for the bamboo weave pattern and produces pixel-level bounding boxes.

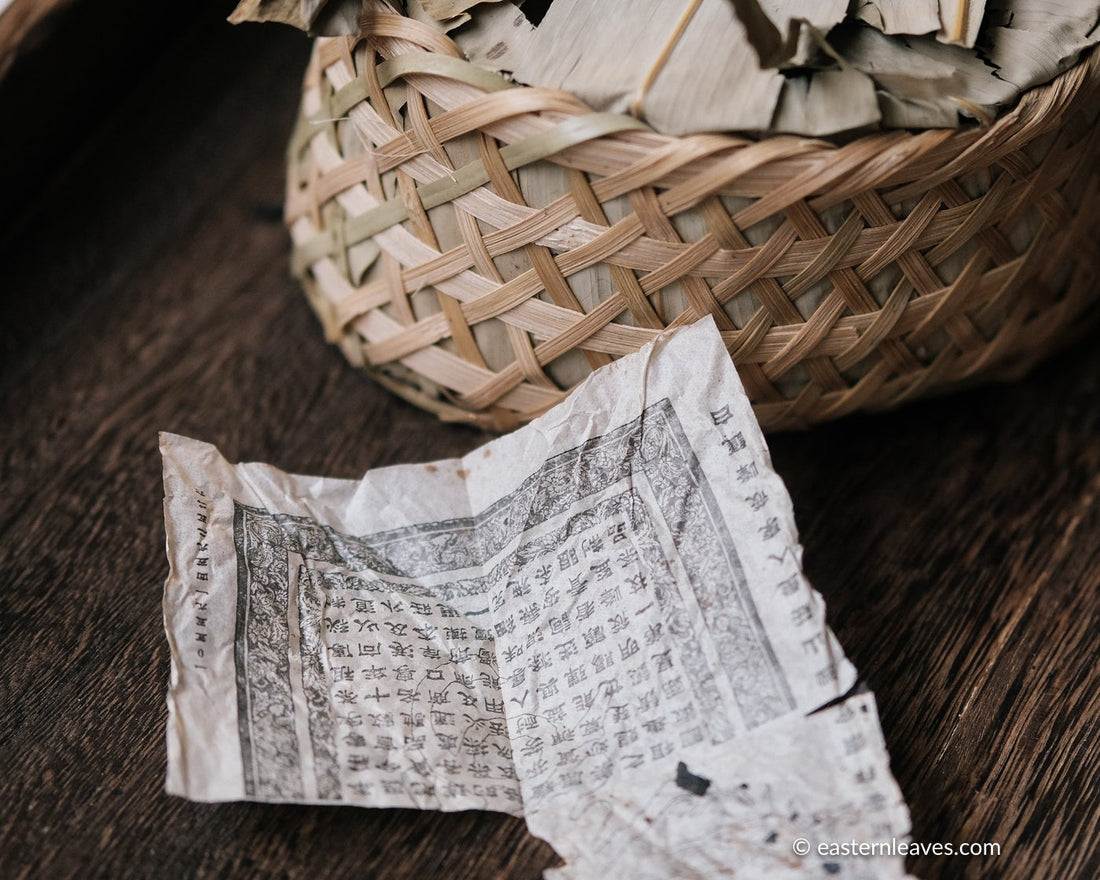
[286,3,1100,431]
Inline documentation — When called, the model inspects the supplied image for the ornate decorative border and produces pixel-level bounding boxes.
[233,399,792,799]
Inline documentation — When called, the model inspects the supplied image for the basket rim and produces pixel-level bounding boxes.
[293,3,1100,197]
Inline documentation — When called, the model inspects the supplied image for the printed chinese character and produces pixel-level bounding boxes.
[544,704,567,725]
[617,548,640,569]
[760,517,781,540]
[581,536,605,556]
[746,490,768,511]
[642,717,666,734]
[680,726,705,747]
[608,613,630,635]
[592,652,615,674]
[388,641,414,659]
[736,461,759,483]
[615,730,639,747]
[556,639,579,661]
[591,561,613,582]
[662,676,685,698]
[710,404,734,426]
[776,574,801,596]
[548,612,571,635]
[722,431,746,454]
[582,625,606,648]
[510,579,532,598]
[347,755,370,772]
[537,678,559,699]
[582,723,607,743]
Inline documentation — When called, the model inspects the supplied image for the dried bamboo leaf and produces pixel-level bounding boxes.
[876,90,963,127]
[724,0,794,67]
[512,0,785,135]
[419,0,504,20]
[760,0,849,32]
[771,68,882,134]
[853,0,941,35]
[842,1,1100,126]
[311,0,362,35]
[937,0,988,46]
[228,0,360,35]
[760,0,849,64]
[980,0,1100,89]
[837,23,1017,124]
[229,0,310,30]
[407,0,471,33]
[451,1,537,72]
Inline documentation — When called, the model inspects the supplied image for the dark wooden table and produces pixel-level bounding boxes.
[1,7,1097,879]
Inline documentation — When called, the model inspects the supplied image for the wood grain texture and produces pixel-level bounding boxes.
[0,9,1097,880]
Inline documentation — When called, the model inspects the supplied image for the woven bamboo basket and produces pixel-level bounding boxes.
[285,3,1100,431]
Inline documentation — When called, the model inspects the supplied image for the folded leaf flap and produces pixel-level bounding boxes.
[229,0,362,35]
